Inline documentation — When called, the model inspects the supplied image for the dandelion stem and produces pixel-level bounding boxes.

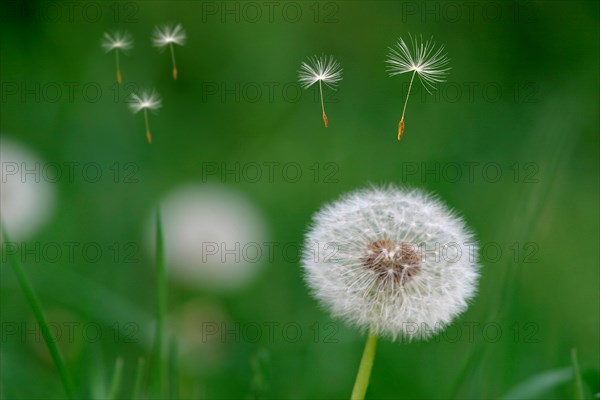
[115,49,122,84]
[319,80,328,128]
[351,333,378,400]
[398,70,416,140]
[1,225,75,400]
[169,43,178,80]
[143,109,152,144]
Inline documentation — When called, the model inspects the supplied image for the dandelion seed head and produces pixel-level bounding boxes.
[129,90,162,114]
[0,136,56,242]
[146,184,268,291]
[101,31,134,52]
[386,33,450,92]
[298,55,343,89]
[152,24,187,48]
[302,185,479,341]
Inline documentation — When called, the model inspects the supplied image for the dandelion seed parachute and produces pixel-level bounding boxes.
[152,24,186,80]
[129,90,162,144]
[152,24,187,47]
[298,55,343,128]
[387,34,450,90]
[302,186,479,341]
[386,34,450,140]
[101,31,133,84]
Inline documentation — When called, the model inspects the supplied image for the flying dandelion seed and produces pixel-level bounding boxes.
[129,90,162,144]
[298,55,343,128]
[386,34,450,140]
[101,31,134,84]
[152,24,186,80]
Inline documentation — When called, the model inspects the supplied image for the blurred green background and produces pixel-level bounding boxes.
[1,0,599,399]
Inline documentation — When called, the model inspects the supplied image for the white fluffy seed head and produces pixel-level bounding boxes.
[298,55,343,90]
[302,185,479,341]
[152,24,187,48]
[386,33,450,93]
[128,89,162,114]
[101,31,134,52]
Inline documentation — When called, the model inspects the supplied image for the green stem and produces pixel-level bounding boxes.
[144,109,150,134]
[115,49,121,82]
[144,108,152,143]
[169,43,178,79]
[351,333,378,400]
[1,225,75,399]
[319,80,329,127]
[401,70,416,122]
[319,80,326,116]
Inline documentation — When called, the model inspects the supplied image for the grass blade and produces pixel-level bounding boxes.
[571,348,585,400]
[151,209,167,397]
[450,102,582,398]
[168,336,179,400]
[1,225,75,399]
[250,347,271,399]
[107,357,124,400]
[500,367,572,400]
[132,357,146,400]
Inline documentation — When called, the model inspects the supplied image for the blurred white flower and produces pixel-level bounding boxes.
[152,24,186,80]
[298,55,343,128]
[386,34,450,140]
[147,184,268,291]
[101,31,134,84]
[302,186,479,341]
[128,89,162,144]
[0,137,56,242]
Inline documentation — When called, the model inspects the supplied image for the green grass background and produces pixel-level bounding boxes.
[1,0,599,399]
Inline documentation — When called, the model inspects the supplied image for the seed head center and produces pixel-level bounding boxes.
[362,239,421,284]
